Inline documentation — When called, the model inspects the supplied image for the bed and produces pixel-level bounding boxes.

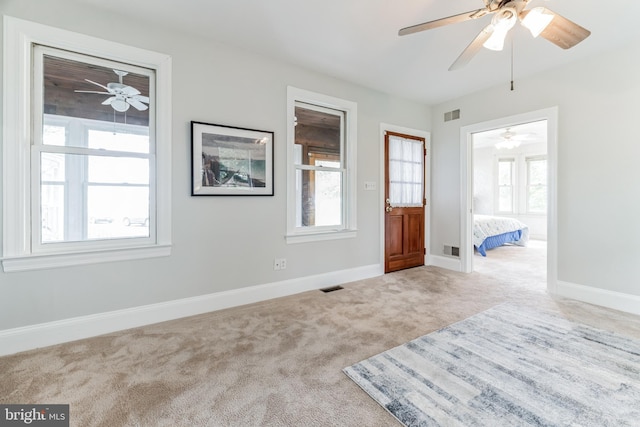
[473,214,529,256]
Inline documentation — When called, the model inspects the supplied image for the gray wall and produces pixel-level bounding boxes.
[430,42,640,297]
[0,0,431,330]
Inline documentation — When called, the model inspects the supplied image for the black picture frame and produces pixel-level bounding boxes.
[191,121,274,196]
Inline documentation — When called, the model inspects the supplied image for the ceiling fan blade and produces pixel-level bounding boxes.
[75,90,111,95]
[101,96,116,105]
[121,85,141,97]
[132,95,150,103]
[529,7,590,49]
[399,8,489,36]
[84,79,112,92]
[449,24,494,71]
[127,98,149,111]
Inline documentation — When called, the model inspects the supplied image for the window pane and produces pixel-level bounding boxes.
[41,184,65,242]
[294,105,342,166]
[296,169,342,227]
[88,129,149,153]
[88,156,149,184]
[528,185,547,213]
[88,186,149,239]
[499,187,513,212]
[388,136,423,206]
[43,55,150,147]
[527,157,547,213]
[498,160,513,185]
[40,152,150,243]
[43,124,66,146]
[528,158,547,185]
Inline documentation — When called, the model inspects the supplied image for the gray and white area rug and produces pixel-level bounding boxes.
[343,303,640,426]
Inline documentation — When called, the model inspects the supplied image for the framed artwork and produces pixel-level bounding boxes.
[191,121,274,196]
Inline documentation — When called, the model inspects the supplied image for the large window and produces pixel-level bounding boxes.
[3,17,171,271]
[36,49,154,247]
[286,87,357,242]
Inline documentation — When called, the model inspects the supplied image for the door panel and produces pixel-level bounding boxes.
[384,132,426,273]
[386,215,404,256]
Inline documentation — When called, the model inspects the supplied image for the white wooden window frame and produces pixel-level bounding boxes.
[2,16,172,272]
[495,156,516,214]
[525,155,548,214]
[286,86,357,243]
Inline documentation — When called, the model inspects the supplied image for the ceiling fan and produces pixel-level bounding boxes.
[399,0,591,71]
[494,127,536,149]
[75,70,149,112]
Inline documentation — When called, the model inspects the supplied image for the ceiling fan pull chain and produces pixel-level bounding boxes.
[510,37,514,91]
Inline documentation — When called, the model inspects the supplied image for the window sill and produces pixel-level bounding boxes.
[285,229,357,244]
[2,244,171,272]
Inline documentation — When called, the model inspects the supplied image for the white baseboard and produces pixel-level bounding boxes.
[0,264,383,357]
[427,254,462,272]
[555,280,640,316]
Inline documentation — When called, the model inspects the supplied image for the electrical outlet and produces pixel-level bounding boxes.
[274,258,287,270]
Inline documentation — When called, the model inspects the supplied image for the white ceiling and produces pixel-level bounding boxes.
[76,0,640,105]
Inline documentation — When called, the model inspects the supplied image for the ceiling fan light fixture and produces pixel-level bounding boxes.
[483,8,517,51]
[111,98,130,112]
[521,7,554,38]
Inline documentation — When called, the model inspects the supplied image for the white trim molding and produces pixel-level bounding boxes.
[459,107,558,292]
[554,281,640,317]
[0,264,383,356]
[2,16,172,272]
[427,254,462,272]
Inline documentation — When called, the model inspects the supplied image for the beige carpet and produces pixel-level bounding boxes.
[2,243,639,426]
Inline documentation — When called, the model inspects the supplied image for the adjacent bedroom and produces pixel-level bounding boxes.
[471,120,548,285]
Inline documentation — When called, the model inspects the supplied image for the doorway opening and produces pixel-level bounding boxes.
[472,120,547,288]
[460,108,558,293]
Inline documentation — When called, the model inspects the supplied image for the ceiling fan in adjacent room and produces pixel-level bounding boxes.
[399,0,590,71]
[75,69,149,112]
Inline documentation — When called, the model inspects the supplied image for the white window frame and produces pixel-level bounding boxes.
[495,156,515,213]
[286,86,357,243]
[2,16,172,272]
[525,155,548,214]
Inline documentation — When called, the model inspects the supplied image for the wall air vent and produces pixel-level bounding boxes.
[444,245,460,257]
[320,285,344,293]
[444,109,461,122]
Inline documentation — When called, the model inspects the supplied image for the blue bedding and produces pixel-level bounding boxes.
[475,230,522,257]
[473,215,529,256]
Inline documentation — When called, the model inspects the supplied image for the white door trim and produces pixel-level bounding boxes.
[459,107,558,293]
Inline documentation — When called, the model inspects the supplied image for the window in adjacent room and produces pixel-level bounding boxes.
[526,155,547,213]
[497,157,515,213]
[286,87,357,243]
[2,17,171,272]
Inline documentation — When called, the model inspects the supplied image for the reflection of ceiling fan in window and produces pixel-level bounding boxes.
[75,69,149,112]
[494,127,534,149]
[399,0,590,71]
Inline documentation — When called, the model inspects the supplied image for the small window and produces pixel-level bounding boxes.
[286,87,357,243]
[387,135,424,207]
[497,158,515,213]
[526,156,547,213]
[3,17,171,271]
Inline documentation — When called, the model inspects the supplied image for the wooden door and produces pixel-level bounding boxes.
[384,131,426,273]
